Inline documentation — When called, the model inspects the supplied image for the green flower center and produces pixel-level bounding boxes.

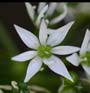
[81,51,90,66]
[37,45,52,58]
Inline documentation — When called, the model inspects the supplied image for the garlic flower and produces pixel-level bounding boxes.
[11,19,80,83]
[66,29,90,76]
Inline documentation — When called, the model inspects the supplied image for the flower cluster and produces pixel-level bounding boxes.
[25,2,67,27]
[11,2,90,84]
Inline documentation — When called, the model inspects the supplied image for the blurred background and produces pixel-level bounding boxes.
[0,2,90,93]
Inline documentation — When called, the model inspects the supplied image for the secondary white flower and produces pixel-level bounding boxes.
[25,2,67,27]
[11,19,80,83]
[66,29,90,76]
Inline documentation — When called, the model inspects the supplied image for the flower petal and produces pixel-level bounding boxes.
[47,28,56,35]
[14,25,40,49]
[24,57,42,82]
[11,51,37,62]
[66,53,80,66]
[36,5,48,26]
[52,46,80,55]
[47,21,74,46]
[39,19,48,45]
[80,29,90,56]
[25,2,35,20]
[37,2,46,14]
[46,3,57,16]
[50,3,67,25]
[87,42,90,52]
[82,64,90,76]
[43,55,73,82]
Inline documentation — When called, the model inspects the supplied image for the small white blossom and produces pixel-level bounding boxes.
[25,2,67,27]
[11,81,19,89]
[49,3,67,25]
[66,29,90,76]
[11,19,80,83]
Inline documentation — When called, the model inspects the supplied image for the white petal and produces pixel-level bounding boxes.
[52,46,80,55]
[50,3,67,25]
[46,3,57,16]
[24,57,42,82]
[66,53,80,66]
[87,42,90,52]
[37,2,46,14]
[11,51,37,62]
[47,28,56,35]
[36,5,48,26]
[14,25,40,49]
[25,2,35,20]
[47,21,74,46]
[39,19,48,45]
[43,55,73,82]
[82,65,90,76]
[80,29,90,56]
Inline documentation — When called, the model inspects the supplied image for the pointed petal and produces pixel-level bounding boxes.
[11,51,37,62]
[50,3,67,25]
[52,46,80,55]
[39,19,48,45]
[46,3,57,16]
[24,57,42,82]
[14,25,40,49]
[36,5,48,26]
[66,53,80,66]
[47,28,56,35]
[37,2,46,14]
[47,21,74,46]
[82,65,90,76]
[43,55,73,82]
[25,2,35,20]
[87,42,90,52]
[80,29,90,56]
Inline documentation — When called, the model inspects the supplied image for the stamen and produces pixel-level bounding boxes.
[38,45,52,58]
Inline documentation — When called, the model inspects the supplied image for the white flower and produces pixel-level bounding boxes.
[66,29,90,76]
[11,19,80,83]
[25,2,67,26]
